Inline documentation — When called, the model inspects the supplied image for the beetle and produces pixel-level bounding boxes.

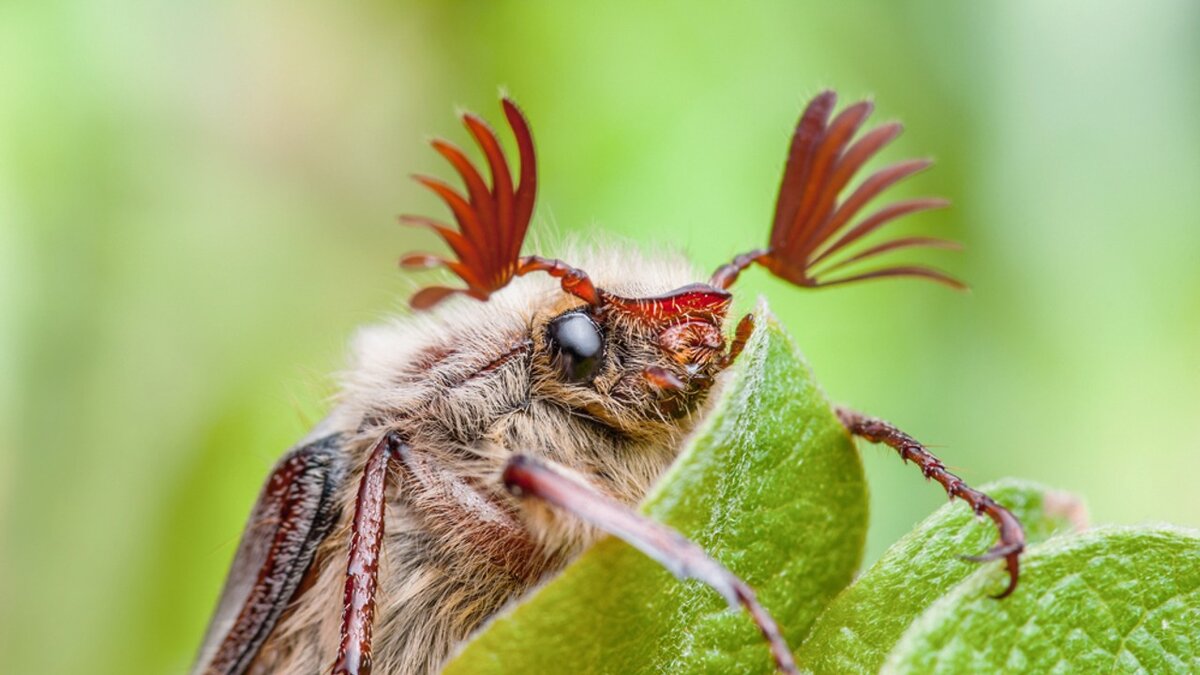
[192,90,1024,675]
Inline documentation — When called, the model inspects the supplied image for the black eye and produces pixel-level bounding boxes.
[547,312,604,383]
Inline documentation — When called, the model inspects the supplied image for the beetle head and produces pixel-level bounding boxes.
[400,93,960,421]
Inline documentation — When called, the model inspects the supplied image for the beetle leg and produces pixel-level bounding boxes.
[502,454,799,675]
[835,407,1026,598]
[331,432,405,675]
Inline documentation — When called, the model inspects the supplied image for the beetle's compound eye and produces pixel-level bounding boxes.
[547,312,604,384]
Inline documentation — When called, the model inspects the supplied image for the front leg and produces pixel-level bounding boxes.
[331,432,405,675]
[502,455,799,675]
[835,407,1026,598]
[329,435,540,675]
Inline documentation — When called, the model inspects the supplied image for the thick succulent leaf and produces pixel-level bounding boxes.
[445,303,868,674]
[799,479,1087,673]
[884,526,1200,673]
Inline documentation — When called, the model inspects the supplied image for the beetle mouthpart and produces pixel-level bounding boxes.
[643,366,687,392]
[658,320,726,369]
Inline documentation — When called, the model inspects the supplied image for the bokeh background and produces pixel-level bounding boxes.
[3,2,1198,673]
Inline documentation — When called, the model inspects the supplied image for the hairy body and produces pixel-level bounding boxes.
[242,249,712,674]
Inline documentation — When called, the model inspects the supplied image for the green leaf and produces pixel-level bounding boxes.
[445,303,868,674]
[798,479,1086,673]
[884,526,1200,673]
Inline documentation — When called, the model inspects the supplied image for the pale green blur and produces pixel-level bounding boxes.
[2,2,1197,673]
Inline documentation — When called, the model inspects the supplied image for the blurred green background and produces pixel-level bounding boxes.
[2,1,1198,673]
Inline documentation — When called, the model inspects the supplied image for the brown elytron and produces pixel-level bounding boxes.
[193,92,1024,675]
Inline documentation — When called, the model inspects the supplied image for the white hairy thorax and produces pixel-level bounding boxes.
[251,243,731,674]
